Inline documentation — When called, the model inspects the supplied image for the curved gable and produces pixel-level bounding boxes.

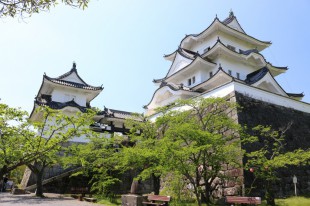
[166,50,193,77]
[145,85,199,115]
[180,18,271,52]
[250,69,287,97]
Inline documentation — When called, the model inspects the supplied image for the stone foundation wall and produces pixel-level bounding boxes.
[235,92,310,196]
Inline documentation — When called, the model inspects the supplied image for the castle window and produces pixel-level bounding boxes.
[188,78,192,86]
[209,72,213,78]
[204,47,211,53]
[236,72,240,79]
[192,76,196,84]
[227,45,236,52]
[228,70,232,75]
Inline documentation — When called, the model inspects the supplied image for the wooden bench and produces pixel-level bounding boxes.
[226,196,261,205]
[83,197,97,202]
[70,187,96,202]
[70,187,89,197]
[142,195,171,206]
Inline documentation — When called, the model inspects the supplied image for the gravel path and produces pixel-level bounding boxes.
[0,192,103,206]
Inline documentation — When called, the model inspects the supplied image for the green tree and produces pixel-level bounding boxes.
[63,114,164,198]
[0,103,37,178]
[0,0,89,18]
[64,132,124,200]
[63,97,243,205]
[156,98,242,205]
[243,124,310,206]
[121,115,165,195]
[26,106,95,197]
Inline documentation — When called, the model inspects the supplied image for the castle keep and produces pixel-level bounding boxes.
[24,11,310,197]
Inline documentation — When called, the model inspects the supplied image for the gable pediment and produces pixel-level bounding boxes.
[61,72,85,84]
[166,51,193,77]
[224,18,245,33]
[250,71,287,96]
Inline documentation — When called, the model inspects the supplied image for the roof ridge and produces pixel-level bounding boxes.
[44,76,103,91]
[44,63,103,90]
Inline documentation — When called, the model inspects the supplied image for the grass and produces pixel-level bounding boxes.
[167,197,310,206]
[96,196,121,206]
[95,196,310,206]
[273,196,310,206]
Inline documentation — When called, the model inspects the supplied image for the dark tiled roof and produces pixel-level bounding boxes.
[179,13,271,50]
[221,11,246,34]
[245,67,269,84]
[97,107,142,120]
[239,48,259,55]
[201,40,287,72]
[222,11,235,25]
[35,99,88,112]
[159,81,191,91]
[44,76,103,91]
[201,39,260,59]
[287,93,304,98]
[44,63,103,91]
[164,48,216,80]
[153,78,165,83]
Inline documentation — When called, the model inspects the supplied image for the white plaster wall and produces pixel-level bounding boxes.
[176,67,216,88]
[40,116,91,143]
[200,70,209,83]
[179,70,202,87]
[213,56,258,80]
[189,33,218,54]
[51,88,87,106]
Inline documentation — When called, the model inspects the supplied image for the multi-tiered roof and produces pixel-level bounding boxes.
[30,63,140,136]
[30,63,103,121]
[145,11,306,115]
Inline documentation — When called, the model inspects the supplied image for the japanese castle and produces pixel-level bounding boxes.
[144,11,309,116]
[29,62,133,142]
[24,11,310,196]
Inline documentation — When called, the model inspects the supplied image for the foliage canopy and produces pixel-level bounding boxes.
[0,0,89,18]
[243,124,310,206]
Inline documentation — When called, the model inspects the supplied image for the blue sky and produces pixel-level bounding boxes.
[0,0,309,114]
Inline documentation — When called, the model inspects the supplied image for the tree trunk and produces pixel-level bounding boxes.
[35,169,45,197]
[265,188,275,206]
[152,173,160,195]
[195,192,202,206]
[0,165,8,179]
[204,183,212,204]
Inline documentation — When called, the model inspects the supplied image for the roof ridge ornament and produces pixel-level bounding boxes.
[72,61,77,71]
[229,9,234,18]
